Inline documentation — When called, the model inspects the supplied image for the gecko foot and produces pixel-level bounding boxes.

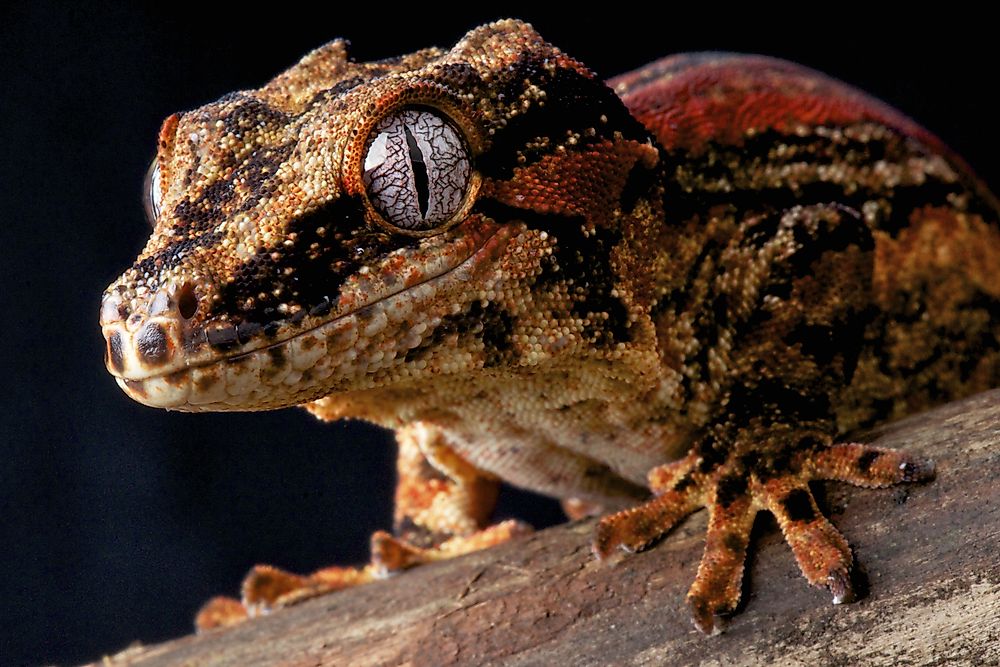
[195,562,377,631]
[194,520,531,632]
[594,442,933,634]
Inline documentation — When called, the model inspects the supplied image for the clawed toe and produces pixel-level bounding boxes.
[194,596,248,632]
[591,440,932,633]
[828,569,855,604]
[594,490,700,559]
[241,564,309,616]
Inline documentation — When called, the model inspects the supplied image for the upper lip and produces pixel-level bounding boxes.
[108,226,503,381]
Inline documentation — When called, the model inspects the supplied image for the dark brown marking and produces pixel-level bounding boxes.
[476,53,649,180]
[722,532,745,554]
[619,160,657,213]
[781,489,816,523]
[309,298,332,316]
[326,327,355,350]
[673,474,694,492]
[354,304,376,325]
[697,432,727,472]
[109,331,125,372]
[857,450,881,474]
[473,201,629,347]
[715,473,748,508]
[212,195,380,328]
[131,229,223,281]
[236,321,262,344]
[797,436,823,451]
[404,299,513,367]
[268,347,287,368]
[165,370,187,386]
[194,373,219,392]
[207,324,238,349]
[136,322,170,365]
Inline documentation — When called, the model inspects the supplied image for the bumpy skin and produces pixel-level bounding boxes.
[101,20,1000,633]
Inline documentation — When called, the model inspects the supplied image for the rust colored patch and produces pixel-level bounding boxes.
[611,54,949,159]
[165,370,187,387]
[195,373,219,392]
[483,139,657,228]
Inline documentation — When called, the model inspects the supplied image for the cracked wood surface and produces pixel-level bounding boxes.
[93,390,1000,666]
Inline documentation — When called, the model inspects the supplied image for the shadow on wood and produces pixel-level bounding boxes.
[93,390,1000,666]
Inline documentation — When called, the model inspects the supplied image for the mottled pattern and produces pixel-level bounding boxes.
[101,20,1000,633]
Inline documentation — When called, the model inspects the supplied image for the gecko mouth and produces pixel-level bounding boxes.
[106,223,509,410]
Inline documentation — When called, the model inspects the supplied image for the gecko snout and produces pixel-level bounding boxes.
[100,281,201,378]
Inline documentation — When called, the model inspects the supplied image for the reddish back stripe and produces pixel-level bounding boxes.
[609,53,950,159]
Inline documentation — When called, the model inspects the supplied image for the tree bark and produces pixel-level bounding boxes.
[93,390,1000,667]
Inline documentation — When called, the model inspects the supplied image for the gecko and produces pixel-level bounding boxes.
[100,20,1000,634]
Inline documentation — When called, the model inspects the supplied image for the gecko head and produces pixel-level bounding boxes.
[100,19,660,411]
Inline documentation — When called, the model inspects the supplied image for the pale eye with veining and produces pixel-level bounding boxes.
[144,160,162,226]
[362,108,471,232]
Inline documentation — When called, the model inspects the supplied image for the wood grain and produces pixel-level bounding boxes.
[93,390,1000,666]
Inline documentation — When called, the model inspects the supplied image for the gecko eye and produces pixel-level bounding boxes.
[144,160,162,226]
[362,108,471,233]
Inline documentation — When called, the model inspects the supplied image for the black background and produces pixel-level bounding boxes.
[1,4,996,665]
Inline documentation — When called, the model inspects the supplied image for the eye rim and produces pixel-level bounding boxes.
[143,160,162,227]
[351,100,482,238]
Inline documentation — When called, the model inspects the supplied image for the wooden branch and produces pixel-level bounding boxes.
[95,390,1000,667]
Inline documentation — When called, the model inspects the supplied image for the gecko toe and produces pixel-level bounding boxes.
[687,595,718,635]
[194,596,248,632]
[899,457,935,483]
[828,569,855,604]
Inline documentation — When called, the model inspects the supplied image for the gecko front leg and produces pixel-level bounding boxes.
[596,203,935,633]
[196,422,529,631]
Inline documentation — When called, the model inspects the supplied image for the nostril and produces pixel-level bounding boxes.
[177,282,198,320]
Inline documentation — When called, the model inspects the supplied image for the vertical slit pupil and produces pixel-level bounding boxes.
[403,125,430,220]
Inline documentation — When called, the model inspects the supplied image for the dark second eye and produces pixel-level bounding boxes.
[144,160,162,226]
[362,108,471,232]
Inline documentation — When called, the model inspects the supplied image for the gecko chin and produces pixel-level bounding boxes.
[104,222,511,411]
